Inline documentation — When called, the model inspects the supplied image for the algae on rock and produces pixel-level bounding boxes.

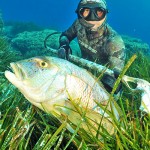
[11,29,82,57]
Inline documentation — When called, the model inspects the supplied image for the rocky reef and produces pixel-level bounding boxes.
[2,21,150,57]
[4,21,43,37]
[10,31,150,57]
[10,29,81,57]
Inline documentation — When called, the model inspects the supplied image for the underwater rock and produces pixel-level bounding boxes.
[122,35,150,55]
[10,28,149,57]
[4,21,43,37]
[11,29,81,57]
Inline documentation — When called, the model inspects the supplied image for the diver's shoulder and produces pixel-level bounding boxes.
[74,19,82,26]
[106,24,117,34]
[106,24,123,39]
[70,19,81,28]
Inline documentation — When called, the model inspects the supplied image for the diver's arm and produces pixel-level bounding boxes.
[101,35,126,94]
[106,35,126,72]
[58,20,77,59]
[59,20,77,46]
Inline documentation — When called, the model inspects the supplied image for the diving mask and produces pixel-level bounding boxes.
[79,6,108,21]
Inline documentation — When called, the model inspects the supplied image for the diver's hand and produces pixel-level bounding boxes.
[101,73,122,94]
[113,69,120,79]
[58,45,72,60]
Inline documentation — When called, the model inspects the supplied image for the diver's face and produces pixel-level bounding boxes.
[78,6,107,29]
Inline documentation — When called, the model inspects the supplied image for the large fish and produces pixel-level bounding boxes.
[5,56,120,137]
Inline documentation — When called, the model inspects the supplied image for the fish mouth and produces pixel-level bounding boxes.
[7,62,26,81]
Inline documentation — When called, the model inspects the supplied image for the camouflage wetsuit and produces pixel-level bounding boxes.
[60,19,126,72]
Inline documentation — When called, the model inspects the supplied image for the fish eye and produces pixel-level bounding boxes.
[40,61,48,68]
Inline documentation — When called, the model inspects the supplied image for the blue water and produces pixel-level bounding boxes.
[0,0,150,45]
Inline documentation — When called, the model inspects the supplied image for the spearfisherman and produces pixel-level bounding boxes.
[58,0,126,95]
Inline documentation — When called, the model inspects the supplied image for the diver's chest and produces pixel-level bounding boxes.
[78,36,108,60]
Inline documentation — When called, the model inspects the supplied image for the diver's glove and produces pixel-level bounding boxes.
[101,69,122,94]
[58,35,72,60]
[58,45,72,60]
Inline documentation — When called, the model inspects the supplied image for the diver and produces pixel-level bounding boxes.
[58,0,126,95]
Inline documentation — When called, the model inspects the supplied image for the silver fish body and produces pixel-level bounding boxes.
[5,56,120,136]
